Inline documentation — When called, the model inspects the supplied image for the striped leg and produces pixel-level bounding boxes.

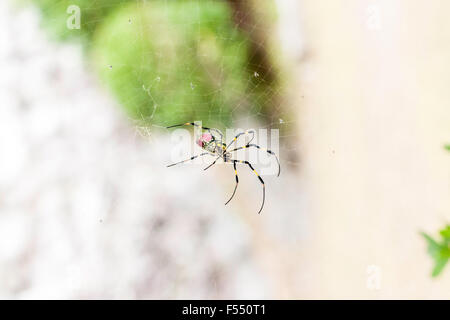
[203,130,256,175]
[226,144,281,177]
[225,160,239,205]
[225,130,255,151]
[166,152,211,167]
[166,122,223,141]
[201,129,256,177]
[203,156,221,171]
[226,159,265,214]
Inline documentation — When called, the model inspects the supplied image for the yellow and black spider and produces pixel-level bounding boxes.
[166,122,280,214]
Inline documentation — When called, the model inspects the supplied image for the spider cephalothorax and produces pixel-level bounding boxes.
[166,122,280,214]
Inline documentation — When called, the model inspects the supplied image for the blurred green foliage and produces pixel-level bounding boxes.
[422,226,450,277]
[30,0,277,127]
[422,146,450,277]
[30,0,132,43]
[91,1,249,125]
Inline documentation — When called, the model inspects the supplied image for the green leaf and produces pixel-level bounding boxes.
[444,144,450,151]
[439,225,450,243]
[422,232,442,257]
[432,257,449,277]
[422,231,450,277]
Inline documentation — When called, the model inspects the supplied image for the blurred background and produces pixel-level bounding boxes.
[0,0,449,299]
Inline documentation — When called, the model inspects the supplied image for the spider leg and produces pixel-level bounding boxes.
[205,130,255,172]
[203,156,221,171]
[225,160,239,205]
[225,130,255,152]
[166,122,223,141]
[209,128,224,142]
[226,144,281,177]
[244,160,265,214]
[166,122,204,129]
[166,152,212,167]
[225,159,265,214]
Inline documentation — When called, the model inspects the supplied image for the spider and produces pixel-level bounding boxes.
[166,122,280,214]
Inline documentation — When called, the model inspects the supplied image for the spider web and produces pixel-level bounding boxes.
[117,0,301,169]
[31,0,301,165]
[15,0,307,299]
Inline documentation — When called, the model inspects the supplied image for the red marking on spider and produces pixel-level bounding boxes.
[197,133,212,147]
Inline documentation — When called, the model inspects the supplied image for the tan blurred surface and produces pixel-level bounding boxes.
[295,0,450,298]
